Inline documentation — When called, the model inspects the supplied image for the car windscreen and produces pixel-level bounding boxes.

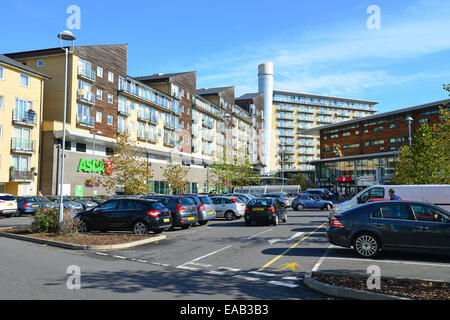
[248,199,273,207]
[0,195,15,201]
[176,197,195,205]
[199,196,213,204]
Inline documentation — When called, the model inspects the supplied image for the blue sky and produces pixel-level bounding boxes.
[1,0,449,112]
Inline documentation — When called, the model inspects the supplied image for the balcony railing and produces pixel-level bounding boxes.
[77,89,95,105]
[12,110,37,127]
[118,105,131,116]
[164,122,176,130]
[76,115,94,128]
[10,169,33,182]
[117,126,130,136]
[11,138,36,154]
[78,66,96,82]
[164,136,176,147]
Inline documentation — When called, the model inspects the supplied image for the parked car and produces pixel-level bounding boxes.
[327,200,450,258]
[47,196,84,212]
[142,195,198,229]
[261,193,291,207]
[210,196,246,220]
[83,196,107,205]
[223,193,255,204]
[244,198,288,226]
[36,196,59,209]
[307,188,332,200]
[74,198,172,235]
[335,184,450,214]
[179,194,216,225]
[70,196,98,210]
[16,196,41,216]
[0,193,18,218]
[292,194,333,211]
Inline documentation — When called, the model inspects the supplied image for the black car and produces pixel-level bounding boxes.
[73,198,172,235]
[141,195,198,229]
[179,194,216,225]
[327,200,450,258]
[244,198,288,226]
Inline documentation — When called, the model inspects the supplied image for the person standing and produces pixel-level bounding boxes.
[389,189,402,200]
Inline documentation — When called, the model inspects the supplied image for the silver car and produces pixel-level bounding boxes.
[210,196,246,220]
[223,193,255,204]
[261,193,292,207]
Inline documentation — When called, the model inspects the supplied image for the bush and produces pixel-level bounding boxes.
[31,207,81,235]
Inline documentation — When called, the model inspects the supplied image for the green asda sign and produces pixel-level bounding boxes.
[78,158,106,174]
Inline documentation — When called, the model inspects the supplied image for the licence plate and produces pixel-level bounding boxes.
[188,217,195,221]
[252,208,264,211]
[208,210,213,214]
[163,218,170,223]
[32,205,39,207]
[7,204,12,207]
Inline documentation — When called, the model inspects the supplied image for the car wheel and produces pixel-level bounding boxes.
[325,204,332,211]
[245,220,251,226]
[225,211,235,221]
[133,221,148,235]
[298,204,305,211]
[78,220,89,233]
[198,221,208,226]
[273,215,279,226]
[4,214,12,218]
[181,224,190,230]
[353,233,380,258]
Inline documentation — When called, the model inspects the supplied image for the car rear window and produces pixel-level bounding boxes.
[199,196,213,204]
[0,196,15,201]
[248,199,273,207]
[176,197,195,205]
[23,197,38,202]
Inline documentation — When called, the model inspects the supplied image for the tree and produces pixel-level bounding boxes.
[392,87,450,184]
[229,155,261,188]
[288,172,312,190]
[162,158,190,195]
[209,154,234,193]
[101,135,154,196]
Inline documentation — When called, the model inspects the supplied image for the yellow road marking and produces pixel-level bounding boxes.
[275,262,300,272]
[258,222,328,272]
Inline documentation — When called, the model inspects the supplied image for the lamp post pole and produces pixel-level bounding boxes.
[57,31,76,229]
[92,131,102,196]
[405,116,414,147]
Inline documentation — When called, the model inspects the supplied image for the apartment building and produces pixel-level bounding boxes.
[0,54,48,195]
[300,99,449,196]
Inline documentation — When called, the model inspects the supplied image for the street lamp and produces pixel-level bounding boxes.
[92,130,103,196]
[405,116,413,147]
[57,30,76,229]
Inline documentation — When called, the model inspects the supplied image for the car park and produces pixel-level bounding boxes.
[74,198,172,235]
[292,194,333,211]
[260,193,291,207]
[210,196,246,220]
[36,196,59,209]
[47,196,84,212]
[71,196,98,210]
[306,188,332,200]
[0,193,18,218]
[142,195,198,229]
[16,196,41,216]
[327,200,450,258]
[180,194,216,225]
[244,198,288,226]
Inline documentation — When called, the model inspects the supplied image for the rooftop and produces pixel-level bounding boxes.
[0,54,50,79]
[273,89,379,105]
[134,71,196,82]
[197,86,234,96]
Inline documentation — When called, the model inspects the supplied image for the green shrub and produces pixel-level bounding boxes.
[31,207,59,233]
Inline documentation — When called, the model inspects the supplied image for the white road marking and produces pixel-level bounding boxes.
[282,276,302,281]
[176,245,232,271]
[268,232,304,245]
[233,275,261,281]
[176,265,199,271]
[247,229,273,239]
[137,260,148,263]
[95,252,109,256]
[324,257,450,268]
[203,270,226,276]
[218,267,241,272]
[312,244,334,272]
[248,271,277,277]
[189,262,213,267]
[268,281,299,288]
[190,245,232,262]
[113,255,127,259]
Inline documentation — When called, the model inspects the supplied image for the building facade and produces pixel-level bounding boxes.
[300,99,449,197]
[0,55,48,195]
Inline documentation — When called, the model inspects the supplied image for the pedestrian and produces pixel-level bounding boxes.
[388,188,402,200]
[37,190,43,196]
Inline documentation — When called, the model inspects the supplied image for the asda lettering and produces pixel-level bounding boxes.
[78,158,106,174]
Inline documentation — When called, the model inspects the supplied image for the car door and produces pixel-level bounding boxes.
[109,199,137,231]
[213,198,224,217]
[90,200,120,230]
[410,204,450,250]
[369,203,418,247]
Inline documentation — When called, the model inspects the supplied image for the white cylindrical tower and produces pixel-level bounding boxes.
[258,62,274,175]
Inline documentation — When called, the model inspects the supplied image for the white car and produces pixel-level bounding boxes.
[0,193,19,218]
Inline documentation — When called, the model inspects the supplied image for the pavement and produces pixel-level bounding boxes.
[0,207,448,300]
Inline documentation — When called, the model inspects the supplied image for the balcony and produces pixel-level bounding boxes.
[10,169,33,182]
[164,136,176,147]
[202,120,214,129]
[118,105,131,116]
[117,126,130,136]
[77,66,96,82]
[76,115,94,128]
[202,134,214,142]
[11,138,36,154]
[12,110,37,127]
[77,89,95,105]
[164,122,176,130]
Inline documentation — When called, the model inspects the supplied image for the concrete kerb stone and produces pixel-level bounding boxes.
[0,229,166,251]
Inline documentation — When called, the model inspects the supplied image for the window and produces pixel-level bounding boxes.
[106,148,114,156]
[96,111,102,123]
[13,127,31,150]
[342,132,350,137]
[373,126,384,132]
[108,94,114,104]
[12,155,30,172]
[98,200,120,211]
[359,187,385,203]
[411,205,450,223]
[0,125,2,140]
[330,134,338,139]
[418,118,430,124]
[0,96,3,109]
[97,67,103,78]
[107,115,113,125]
[0,66,4,79]
[20,74,30,87]
[389,124,399,129]
[373,204,415,221]
[76,143,86,152]
[96,89,103,100]
[37,60,44,67]
[108,71,114,83]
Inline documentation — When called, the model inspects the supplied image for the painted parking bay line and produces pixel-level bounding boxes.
[268,232,304,245]
[247,229,273,240]
[268,281,299,288]
[258,222,328,272]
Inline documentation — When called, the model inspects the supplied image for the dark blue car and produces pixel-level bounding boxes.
[292,193,333,211]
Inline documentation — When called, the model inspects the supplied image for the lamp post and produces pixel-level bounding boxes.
[405,116,413,147]
[57,30,76,229]
[224,113,231,192]
[92,130,103,196]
